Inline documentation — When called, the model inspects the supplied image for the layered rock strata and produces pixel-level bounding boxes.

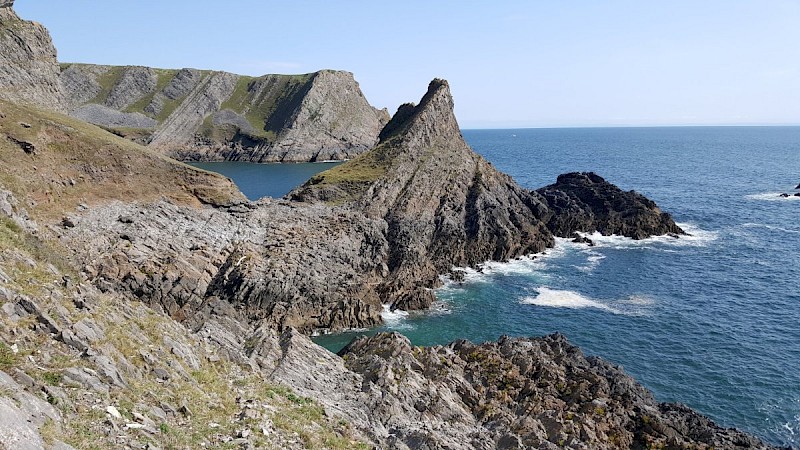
[291,80,683,311]
[263,330,781,449]
[0,0,66,111]
[59,64,390,162]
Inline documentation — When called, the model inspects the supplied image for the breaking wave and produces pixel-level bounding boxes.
[745,192,800,202]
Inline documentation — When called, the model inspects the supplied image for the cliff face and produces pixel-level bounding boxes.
[0,1,65,111]
[292,80,555,310]
[0,7,780,449]
[59,64,389,162]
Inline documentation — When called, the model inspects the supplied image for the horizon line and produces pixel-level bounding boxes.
[460,123,800,131]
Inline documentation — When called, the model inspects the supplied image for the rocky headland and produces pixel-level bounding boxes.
[0,2,785,449]
[60,63,390,162]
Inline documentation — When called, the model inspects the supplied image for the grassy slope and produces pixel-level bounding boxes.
[0,99,244,222]
[0,215,369,450]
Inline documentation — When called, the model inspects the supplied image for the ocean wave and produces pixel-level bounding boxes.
[575,223,717,249]
[381,304,413,330]
[449,246,567,285]
[745,192,800,202]
[520,288,655,316]
[521,287,618,312]
[742,222,800,235]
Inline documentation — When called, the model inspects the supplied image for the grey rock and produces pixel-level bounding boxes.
[62,367,109,394]
[91,354,128,388]
[149,71,239,149]
[144,68,202,117]
[105,66,158,110]
[60,328,89,352]
[60,64,104,108]
[72,318,105,343]
[72,104,157,129]
[0,3,66,111]
[59,64,388,162]
[0,370,63,450]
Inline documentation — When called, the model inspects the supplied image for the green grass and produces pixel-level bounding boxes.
[219,73,313,137]
[41,371,63,386]
[0,342,18,369]
[124,68,179,116]
[90,66,126,105]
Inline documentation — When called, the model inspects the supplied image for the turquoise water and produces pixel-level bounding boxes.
[188,161,342,200]
[312,127,800,447]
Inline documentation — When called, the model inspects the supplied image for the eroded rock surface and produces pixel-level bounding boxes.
[537,172,685,239]
[59,64,389,162]
[261,330,781,450]
[0,2,65,111]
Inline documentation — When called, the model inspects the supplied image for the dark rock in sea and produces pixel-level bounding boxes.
[795,193,800,197]
[779,193,790,198]
[537,172,685,239]
[795,183,800,189]
[571,232,595,246]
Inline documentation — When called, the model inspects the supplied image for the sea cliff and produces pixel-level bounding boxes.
[0,2,783,449]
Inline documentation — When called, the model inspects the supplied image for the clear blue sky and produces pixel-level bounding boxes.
[15,0,800,128]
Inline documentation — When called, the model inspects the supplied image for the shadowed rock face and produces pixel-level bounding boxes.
[537,172,685,239]
[293,80,555,310]
[0,2,65,111]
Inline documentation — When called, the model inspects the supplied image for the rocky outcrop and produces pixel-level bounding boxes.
[261,330,781,450]
[59,64,389,162]
[537,172,685,239]
[0,1,65,111]
[293,80,555,310]
[62,199,389,334]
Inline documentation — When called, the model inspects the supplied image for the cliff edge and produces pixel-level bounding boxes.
[0,0,65,111]
[291,79,682,311]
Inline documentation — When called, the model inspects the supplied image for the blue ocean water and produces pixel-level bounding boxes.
[312,127,800,447]
[187,161,341,200]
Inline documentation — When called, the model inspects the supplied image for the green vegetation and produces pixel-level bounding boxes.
[0,342,18,369]
[219,73,313,138]
[90,66,126,105]
[124,68,179,116]
[41,371,63,386]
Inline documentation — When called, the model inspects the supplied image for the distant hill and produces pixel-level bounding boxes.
[60,64,389,162]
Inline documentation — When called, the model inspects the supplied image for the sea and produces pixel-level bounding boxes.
[197,127,800,448]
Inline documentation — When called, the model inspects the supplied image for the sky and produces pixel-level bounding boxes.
[15,0,800,128]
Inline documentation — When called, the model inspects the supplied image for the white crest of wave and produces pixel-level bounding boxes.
[521,287,619,313]
[381,304,412,329]
[574,223,717,249]
[745,192,800,202]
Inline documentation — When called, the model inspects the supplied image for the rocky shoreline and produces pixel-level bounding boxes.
[0,1,788,448]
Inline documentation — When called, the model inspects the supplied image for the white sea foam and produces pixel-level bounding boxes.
[521,287,619,313]
[451,247,565,285]
[520,288,656,316]
[575,223,717,249]
[745,192,800,202]
[381,304,412,330]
